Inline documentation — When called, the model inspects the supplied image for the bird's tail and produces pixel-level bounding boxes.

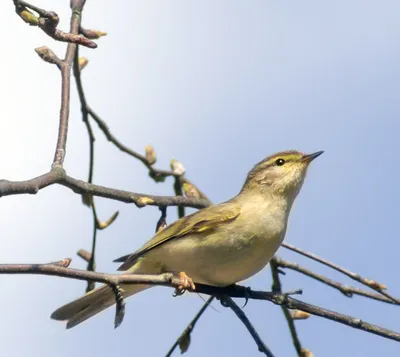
[51,283,150,329]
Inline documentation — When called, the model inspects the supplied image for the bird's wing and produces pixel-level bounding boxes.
[114,202,241,271]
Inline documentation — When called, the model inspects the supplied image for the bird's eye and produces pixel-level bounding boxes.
[275,158,285,166]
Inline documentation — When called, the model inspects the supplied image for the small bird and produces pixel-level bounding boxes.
[51,150,323,328]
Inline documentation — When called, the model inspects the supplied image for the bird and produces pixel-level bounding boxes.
[51,150,323,328]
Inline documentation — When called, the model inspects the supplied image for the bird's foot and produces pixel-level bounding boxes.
[174,272,196,296]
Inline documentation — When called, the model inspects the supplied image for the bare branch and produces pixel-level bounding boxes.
[165,296,214,357]
[222,296,276,357]
[87,107,212,204]
[14,1,97,48]
[192,284,400,343]
[52,0,84,166]
[0,170,209,209]
[270,258,304,356]
[274,256,399,305]
[0,261,399,342]
[282,242,399,303]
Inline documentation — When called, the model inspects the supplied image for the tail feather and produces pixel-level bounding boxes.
[65,296,116,329]
[51,283,150,328]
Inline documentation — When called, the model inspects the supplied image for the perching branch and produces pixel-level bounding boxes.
[0,261,399,343]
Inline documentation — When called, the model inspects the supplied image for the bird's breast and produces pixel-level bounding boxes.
[148,196,290,287]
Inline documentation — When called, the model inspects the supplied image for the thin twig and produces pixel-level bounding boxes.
[222,296,276,357]
[173,177,185,218]
[88,107,177,178]
[87,107,212,205]
[274,256,399,305]
[14,0,96,48]
[165,296,214,357]
[73,47,98,292]
[270,258,303,356]
[282,242,400,304]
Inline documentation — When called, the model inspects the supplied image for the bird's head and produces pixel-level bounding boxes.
[242,150,323,200]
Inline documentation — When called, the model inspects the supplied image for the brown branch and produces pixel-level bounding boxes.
[282,242,400,304]
[1,261,399,343]
[87,107,212,204]
[165,296,214,356]
[71,48,211,214]
[72,46,98,292]
[0,169,209,209]
[62,175,209,208]
[221,296,276,357]
[274,256,399,305]
[52,0,85,166]
[0,261,182,286]
[193,284,400,343]
[87,107,177,178]
[14,0,96,48]
[270,258,304,356]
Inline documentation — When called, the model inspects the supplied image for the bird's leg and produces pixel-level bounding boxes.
[173,272,196,296]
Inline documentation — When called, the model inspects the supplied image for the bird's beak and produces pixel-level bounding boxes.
[302,151,324,163]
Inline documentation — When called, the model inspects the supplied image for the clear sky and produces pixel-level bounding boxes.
[1,1,400,356]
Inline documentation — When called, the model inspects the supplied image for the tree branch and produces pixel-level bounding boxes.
[86,107,212,204]
[274,256,399,305]
[282,242,400,304]
[0,169,209,209]
[165,296,214,356]
[221,296,276,357]
[52,0,84,166]
[14,1,96,48]
[0,261,399,343]
[73,45,99,292]
[270,258,304,356]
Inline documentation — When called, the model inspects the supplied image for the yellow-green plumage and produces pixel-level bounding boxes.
[115,202,241,271]
[51,150,323,328]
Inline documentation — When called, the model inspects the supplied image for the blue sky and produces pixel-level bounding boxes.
[1,1,400,356]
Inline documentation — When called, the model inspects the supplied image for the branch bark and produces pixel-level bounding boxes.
[0,261,399,343]
[0,169,209,209]
[222,296,276,357]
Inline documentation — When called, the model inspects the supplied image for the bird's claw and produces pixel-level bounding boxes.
[173,272,196,296]
[241,286,252,308]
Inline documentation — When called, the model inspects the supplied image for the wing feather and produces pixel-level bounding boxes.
[115,202,240,271]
